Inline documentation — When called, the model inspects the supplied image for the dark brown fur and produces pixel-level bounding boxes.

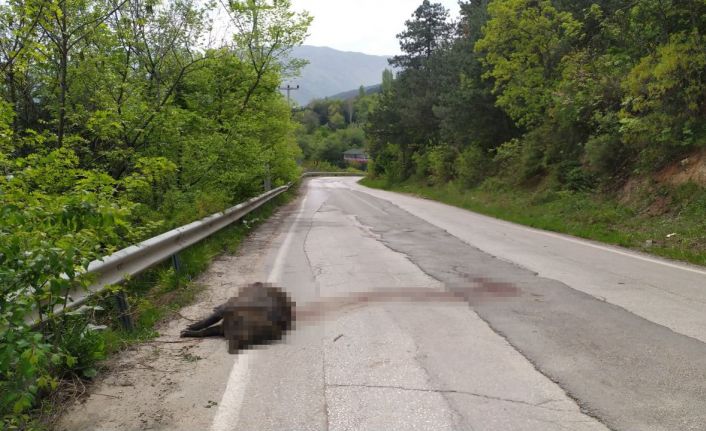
[180,282,294,354]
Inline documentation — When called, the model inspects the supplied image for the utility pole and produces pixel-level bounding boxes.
[280,84,300,105]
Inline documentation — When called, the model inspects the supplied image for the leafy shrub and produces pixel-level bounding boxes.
[0,148,139,425]
[620,32,706,171]
[374,144,405,183]
[554,161,596,192]
[412,151,430,182]
[586,133,626,177]
[427,146,456,185]
[493,139,523,180]
[455,146,489,188]
[520,132,548,181]
[478,177,510,193]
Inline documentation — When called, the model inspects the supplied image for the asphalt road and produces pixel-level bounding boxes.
[59,177,706,431]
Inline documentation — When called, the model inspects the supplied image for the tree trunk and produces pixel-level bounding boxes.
[57,11,68,147]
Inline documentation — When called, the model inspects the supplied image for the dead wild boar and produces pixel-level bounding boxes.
[180,282,294,354]
[181,280,520,354]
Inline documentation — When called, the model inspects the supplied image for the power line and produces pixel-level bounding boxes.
[279,84,300,104]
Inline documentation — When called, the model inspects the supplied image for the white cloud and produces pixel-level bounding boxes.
[292,0,460,56]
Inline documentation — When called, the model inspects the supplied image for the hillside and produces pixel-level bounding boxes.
[286,46,390,105]
[328,84,382,101]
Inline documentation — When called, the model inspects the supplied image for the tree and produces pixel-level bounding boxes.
[475,0,581,127]
[0,0,46,135]
[390,0,455,70]
[38,0,128,146]
[381,68,394,93]
[367,1,458,178]
[228,0,312,113]
[621,30,706,169]
[432,0,518,151]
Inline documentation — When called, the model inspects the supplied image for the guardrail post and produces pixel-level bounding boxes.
[264,163,272,191]
[172,253,182,274]
[115,291,133,331]
[172,253,183,287]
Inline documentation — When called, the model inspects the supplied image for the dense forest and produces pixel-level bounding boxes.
[0,0,309,426]
[365,0,706,189]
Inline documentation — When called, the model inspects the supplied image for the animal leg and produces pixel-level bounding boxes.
[180,324,224,338]
[185,311,223,331]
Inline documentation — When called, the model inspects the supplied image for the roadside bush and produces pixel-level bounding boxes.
[427,146,456,185]
[493,139,523,180]
[554,161,597,192]
[412,151,430,182]
[0,148,141,426]
[302,160,341,172]
[455,146,489,188]
[478,177,510,193]
[374,143,405,183]
[520,132,548,181]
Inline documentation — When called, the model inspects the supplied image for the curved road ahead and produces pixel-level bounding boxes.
[59,177,706,431]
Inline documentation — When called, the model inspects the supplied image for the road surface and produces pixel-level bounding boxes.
[59,177,706,431]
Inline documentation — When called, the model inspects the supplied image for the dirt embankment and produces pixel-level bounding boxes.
[656,148,706,187]
[618,148,706,216]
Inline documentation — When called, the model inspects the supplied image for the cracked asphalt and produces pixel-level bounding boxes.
[59,177,706,431]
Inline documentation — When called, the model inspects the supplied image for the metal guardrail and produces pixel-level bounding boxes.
[27,172,363,325]
[301,171,364,177]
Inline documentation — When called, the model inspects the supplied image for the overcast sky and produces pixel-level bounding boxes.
[291,0,460,56]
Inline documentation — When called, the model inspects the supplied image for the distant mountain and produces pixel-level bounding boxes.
[284,46,391,106]
[328,84,383,102]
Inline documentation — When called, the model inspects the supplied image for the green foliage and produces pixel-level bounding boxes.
[475,0,580,127]
[294,92,375,170]
[412,151,430,182]
[381,69,394,93]
[364,0,706,196]
[0,0,309,425]
[373,143,405,183]
[621,31,706,169]
[455,146,488,187]
[390,0,455,70]
[1,147,138,424]
[426,146,456,185]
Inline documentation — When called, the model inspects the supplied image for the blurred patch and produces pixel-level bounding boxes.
[181,278,520,354]
[181,282,295,354]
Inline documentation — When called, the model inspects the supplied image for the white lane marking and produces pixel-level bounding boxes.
[268,193,309,283]
[210,193,310,431]
[523,228,706,276]
[210,351,253,431]
[349,180,706,277]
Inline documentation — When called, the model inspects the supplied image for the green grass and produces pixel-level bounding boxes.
[360,177,706,267]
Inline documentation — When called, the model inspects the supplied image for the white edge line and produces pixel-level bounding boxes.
[268,193,309,283]
[528,228,706,276]
[210,192,309,431]
[209,351,253,431]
